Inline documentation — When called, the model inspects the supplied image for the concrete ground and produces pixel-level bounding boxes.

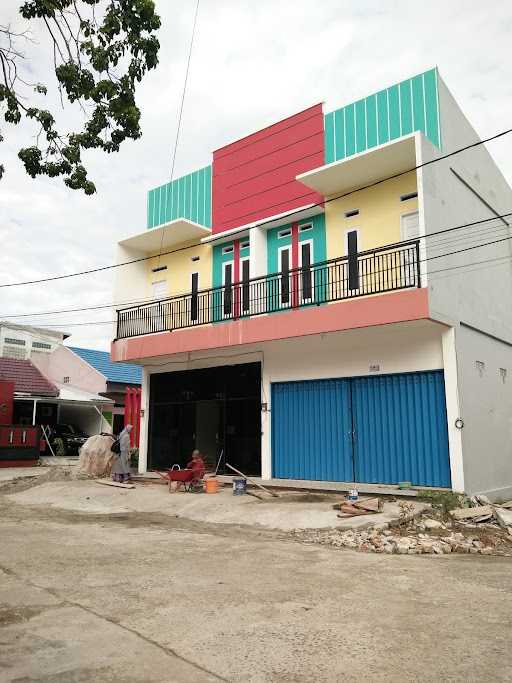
[6,478,427,531]
[1,476,511,682]
[0,466,47,483]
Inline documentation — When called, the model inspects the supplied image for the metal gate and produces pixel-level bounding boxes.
[271,371,451,487]
[271,379,353,481]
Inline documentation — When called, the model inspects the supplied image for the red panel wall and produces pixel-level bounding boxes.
[0,381,14,425]
[212,104,324,234]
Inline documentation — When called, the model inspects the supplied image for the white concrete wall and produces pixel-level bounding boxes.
[130,322,449,478]
[456,324,512,499]
[261,321,444,479]
[421,76,512,337]
[32,347,106,395]
[418,75,512,497]
[113,243,150,340]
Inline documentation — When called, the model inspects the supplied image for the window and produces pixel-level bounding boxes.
[278,229,291,238]
[300,241,313,301]
[299,223,313,233]
[152,280,167,300]
[63,376,70,384]
[223,262,233,316]
[240,240,250,250]
[191,272,199,322]
[3,346,26,360]
[344,209,359,218]
[4,337,25,346]
[400,191,418,202]
[32,341,52,350]
[346,230,359,291]
[222,245,234,255]
[241,258,250,313]
[279,247,291,305]
[344,228,360,255]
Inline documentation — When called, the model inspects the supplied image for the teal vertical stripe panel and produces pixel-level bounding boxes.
[197,167,205,226]
[324,112,335,163]
[355,99,366,153]
[172,177,177,220]
[334,108,345,160]
[190,170,198,223]
[146,165,213,229]
[324,69,441,163]
[388,85,401,139]
[424,68,440,148]
[376,90,389,145]
[365,94,377,148]
[411,74,426,134]
[177,176,184,219]
[167,181,172,221]
[399,80,413,136]
[185,173,190,219]
[155,186,161,226]
[147,189,154,228]
[344,103,356,157]
[205,165,212,228]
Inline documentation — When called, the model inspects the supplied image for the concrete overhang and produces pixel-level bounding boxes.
[296,133,418,197]
[200,204,325,245]
[118,219,211,254]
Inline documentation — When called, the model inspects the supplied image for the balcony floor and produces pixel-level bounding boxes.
[112,287,430,363]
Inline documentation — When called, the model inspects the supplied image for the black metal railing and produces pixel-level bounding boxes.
[116,240,421,340]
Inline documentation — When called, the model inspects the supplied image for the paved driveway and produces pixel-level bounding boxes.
[0,483,511,682]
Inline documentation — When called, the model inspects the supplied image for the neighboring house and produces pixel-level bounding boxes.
[0,357,112,437]
[110,67,512,499]
[67,347,142,434]
[0,322,68,360]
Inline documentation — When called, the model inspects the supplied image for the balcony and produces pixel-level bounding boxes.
[115,240,421,341]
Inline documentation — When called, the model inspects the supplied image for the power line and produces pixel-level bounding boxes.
[2,210,511,320]
[155,0,200,269]
[21,230,512,329]
[1,126,511,290]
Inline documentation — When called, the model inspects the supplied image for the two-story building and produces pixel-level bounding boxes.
[111,68,512,499]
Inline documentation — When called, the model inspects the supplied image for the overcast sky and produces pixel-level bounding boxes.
[1,0,512,350]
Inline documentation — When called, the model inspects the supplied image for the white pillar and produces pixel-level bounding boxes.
[138,366,150,473]
[249,226,267,278]
[442,326,465,492]
[32,399,37,425]
[260,364,271,480]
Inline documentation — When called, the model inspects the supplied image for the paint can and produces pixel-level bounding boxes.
[233,478,247,495]
[205,478,219,494]
[347,488,359,502]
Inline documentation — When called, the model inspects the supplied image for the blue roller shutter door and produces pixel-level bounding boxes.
[271,379,353,481]
[352,372,451,487]
[271,371,451,487]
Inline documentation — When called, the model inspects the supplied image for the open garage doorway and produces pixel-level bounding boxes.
[148,363,261,475]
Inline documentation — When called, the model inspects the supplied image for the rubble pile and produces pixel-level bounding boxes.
[296,495,512,557]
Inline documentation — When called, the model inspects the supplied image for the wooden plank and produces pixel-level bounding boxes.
[450,505,493,520]
[96,479,135,489]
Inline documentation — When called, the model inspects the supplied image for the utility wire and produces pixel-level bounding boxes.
[155,0,200,269]
[22,229,512,329]
[1,126,511,290]
[2,211,512,320]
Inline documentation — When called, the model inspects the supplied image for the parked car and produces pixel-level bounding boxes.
[50,424,89,456]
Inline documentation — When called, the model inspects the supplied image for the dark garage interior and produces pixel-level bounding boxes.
[148,362,261,474]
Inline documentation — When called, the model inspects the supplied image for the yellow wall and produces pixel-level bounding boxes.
[146,240,212,298]
[325,171,418,260]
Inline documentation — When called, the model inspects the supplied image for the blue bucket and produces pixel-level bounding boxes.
[233,478,247,495]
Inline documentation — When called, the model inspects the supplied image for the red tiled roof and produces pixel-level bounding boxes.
[0,358,59,397]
